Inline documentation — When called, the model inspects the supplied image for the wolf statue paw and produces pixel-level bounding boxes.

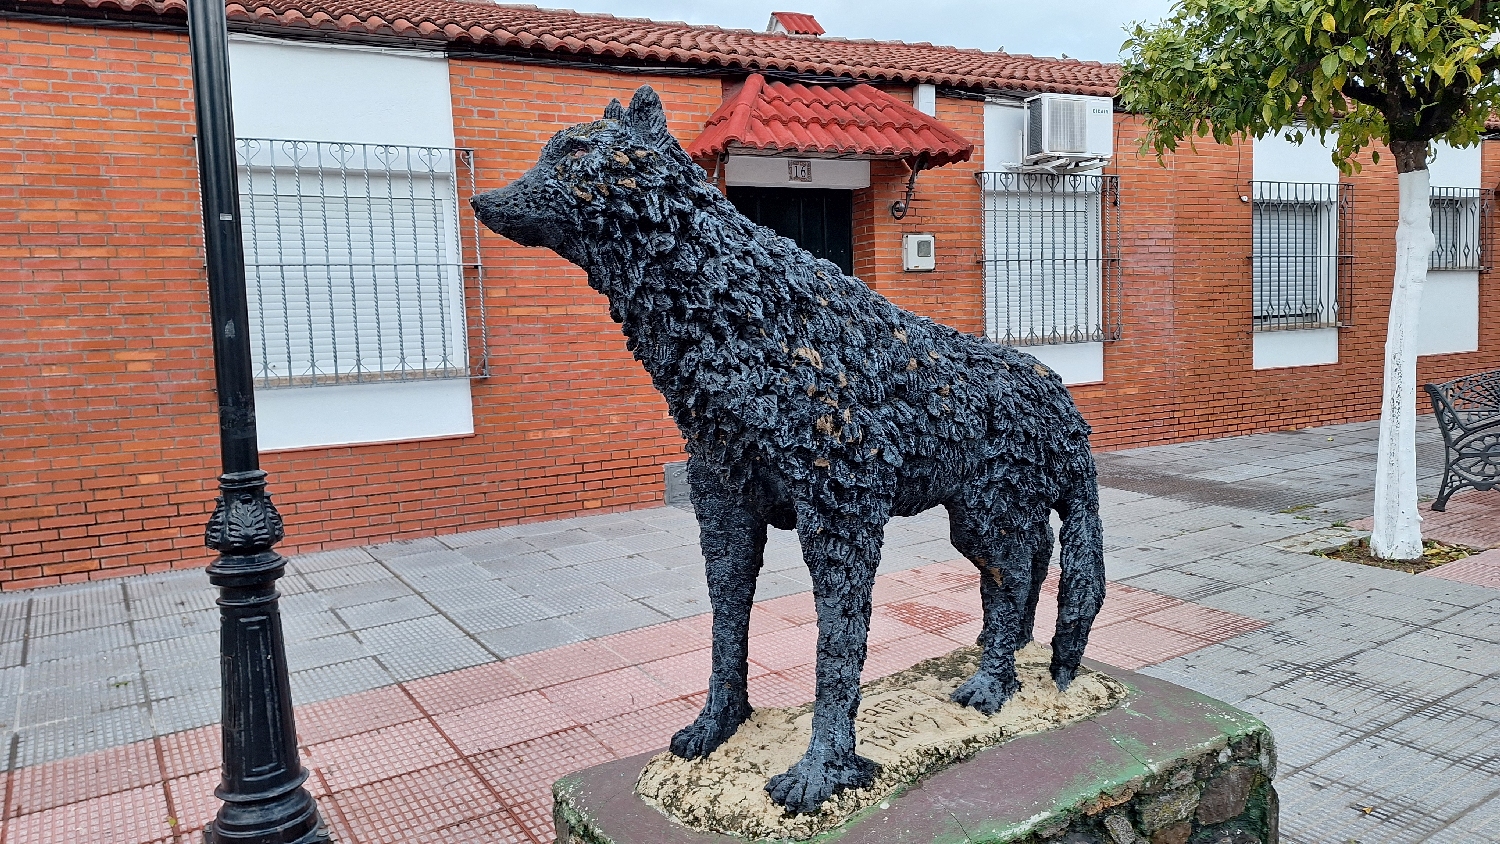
[950,669,1021,715]
[765,753,880,814]
[1050,660,1079,693]
[669,702,752,759]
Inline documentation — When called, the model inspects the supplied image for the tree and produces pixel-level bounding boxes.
[1119,0,1500,560]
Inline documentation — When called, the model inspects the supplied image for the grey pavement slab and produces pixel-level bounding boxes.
[475,618,587,657]
[0,416,1494,844]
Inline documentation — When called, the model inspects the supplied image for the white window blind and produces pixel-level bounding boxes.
[979,172,1120,346]
[236,139,473,387]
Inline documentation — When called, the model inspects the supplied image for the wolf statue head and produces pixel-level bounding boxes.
[470,87,722,287]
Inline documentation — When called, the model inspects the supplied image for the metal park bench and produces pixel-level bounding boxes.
[1425,369,1500,511]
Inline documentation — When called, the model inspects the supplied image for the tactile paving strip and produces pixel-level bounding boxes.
[8,741,159,816]
[307,719,459,792]
[7,783,171,844]
[335,760,498,844]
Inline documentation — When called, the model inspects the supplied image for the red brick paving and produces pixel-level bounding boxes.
[1422,548,1500,588]
[1350,490,1500,551]
[0,560,1265,843]
[1350,490,1500,588]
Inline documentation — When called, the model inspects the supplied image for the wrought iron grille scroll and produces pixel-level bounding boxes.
[977,172,1122,346]
[1429,186,1486,270]
[235,138,488,388]
[1250,181,1353,331]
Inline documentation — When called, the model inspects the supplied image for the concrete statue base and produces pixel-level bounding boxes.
[553,649,1277,844]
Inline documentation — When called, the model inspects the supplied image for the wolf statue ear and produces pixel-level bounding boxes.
[626,85,670,143]
[604,98,626,121]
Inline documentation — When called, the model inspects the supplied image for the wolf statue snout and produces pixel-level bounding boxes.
[470,85,1105,815]
[470,177,565,250]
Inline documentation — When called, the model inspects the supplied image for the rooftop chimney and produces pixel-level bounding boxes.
[767,11,825,36]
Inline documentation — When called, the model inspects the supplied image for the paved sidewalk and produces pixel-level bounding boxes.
[0,418,1495,843]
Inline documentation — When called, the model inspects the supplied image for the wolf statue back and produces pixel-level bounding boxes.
[472,86,1106,814]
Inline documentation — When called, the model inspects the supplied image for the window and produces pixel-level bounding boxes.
[1429,187,1485,270]
[235,138,486,388]
[1250,181,1351,330]
[978,172,1121,345]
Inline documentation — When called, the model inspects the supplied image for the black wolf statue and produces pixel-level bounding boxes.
[472,86,1105,814]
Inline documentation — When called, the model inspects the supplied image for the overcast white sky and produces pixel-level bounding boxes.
[559,0,1178,64]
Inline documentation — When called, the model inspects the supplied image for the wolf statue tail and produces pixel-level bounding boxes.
[1050,472,1106,691]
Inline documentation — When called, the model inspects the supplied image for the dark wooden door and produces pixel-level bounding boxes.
[727,187,854,276]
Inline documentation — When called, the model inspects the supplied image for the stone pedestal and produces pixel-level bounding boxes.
[553,662,1278,844]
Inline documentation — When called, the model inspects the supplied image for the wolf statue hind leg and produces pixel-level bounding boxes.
[669,457,765,759]
[946,501,1050,714]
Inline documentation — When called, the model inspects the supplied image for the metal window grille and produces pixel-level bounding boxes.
[1250,181,1352,331]
[1429,187,1486,270]
[235,138,487,388]
[978,171,1122,346]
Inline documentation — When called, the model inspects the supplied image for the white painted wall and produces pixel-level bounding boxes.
[1255,133,1483,361]
[227,36,472,450]
[1252,135,1479,186]
[724,155,870,189]
[1427,140,1481,189]
[228,36,456,147]
[1252,130,1341,183]
[1417,272,1481,356]
[1251,133,1342,368]
[257,380,474,450]
[983,101,1027,170]
[1253,328,1339,370]
[913,84,937,117]
[1024,342,1104,386]
[980,100,1107,384]
[1420,141,1482,358]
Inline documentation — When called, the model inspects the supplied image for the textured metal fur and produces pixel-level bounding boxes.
[472,86,1106,814]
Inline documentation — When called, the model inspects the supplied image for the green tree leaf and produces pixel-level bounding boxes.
[1117,0,1499,171]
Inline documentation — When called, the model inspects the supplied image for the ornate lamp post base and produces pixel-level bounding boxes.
[203,471,331,844]
[206,788,326,844]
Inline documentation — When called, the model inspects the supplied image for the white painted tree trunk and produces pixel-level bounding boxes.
[1371,168,1433,560]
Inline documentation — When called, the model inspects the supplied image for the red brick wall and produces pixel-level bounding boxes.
[864,110,1499,450]
[0,19,722,588]
[1067,117,1500,448]
[0,19,218,589]
[853,93,986,335]
[4,15,1499,588]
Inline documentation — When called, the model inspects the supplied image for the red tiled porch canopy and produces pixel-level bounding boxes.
[687,74,973,167]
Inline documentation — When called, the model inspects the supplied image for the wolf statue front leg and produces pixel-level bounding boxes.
[669,457,764,758]
[765,499,886,813]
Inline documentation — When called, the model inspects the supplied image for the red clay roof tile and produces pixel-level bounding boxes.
[13,0,1120,96]
[687,73,973,166]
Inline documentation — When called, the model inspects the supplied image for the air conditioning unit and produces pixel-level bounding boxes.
[1024,94,1114,168]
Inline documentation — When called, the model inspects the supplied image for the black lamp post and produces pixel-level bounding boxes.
[185,0,330,841]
